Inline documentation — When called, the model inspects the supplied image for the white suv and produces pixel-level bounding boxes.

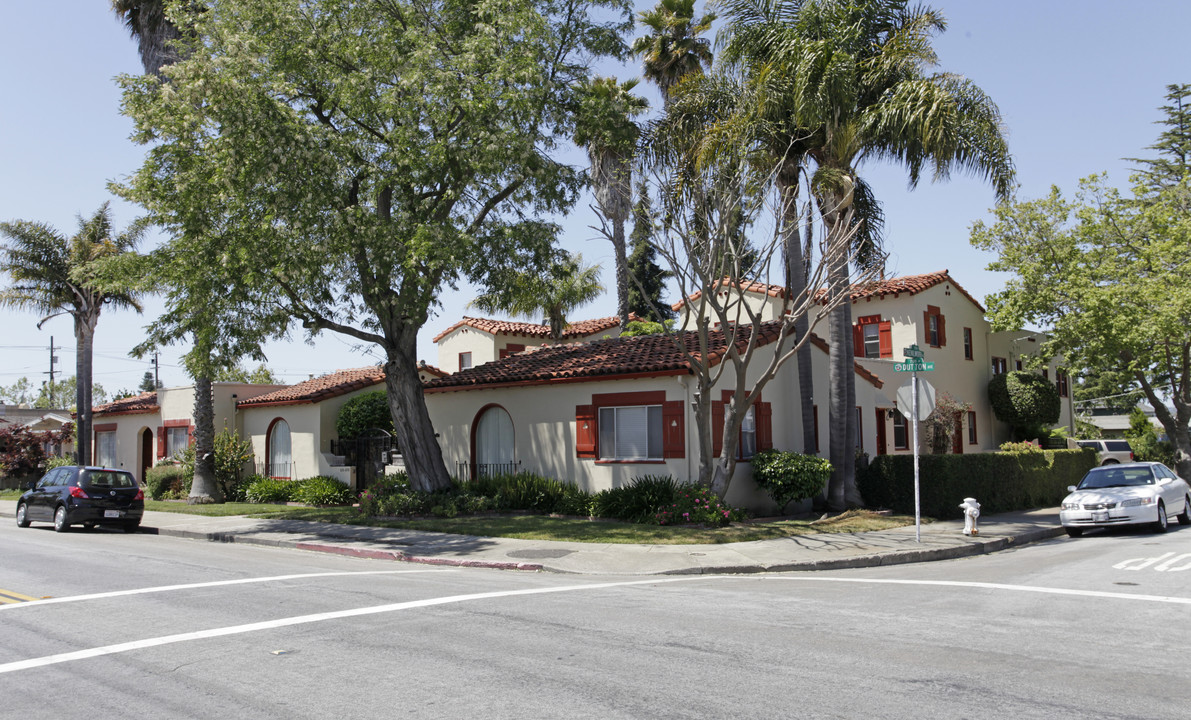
[1076,439,1135,465]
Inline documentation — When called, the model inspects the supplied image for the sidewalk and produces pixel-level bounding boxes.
[0,499,1065,576]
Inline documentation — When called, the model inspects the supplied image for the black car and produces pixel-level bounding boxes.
[15,466,144,533]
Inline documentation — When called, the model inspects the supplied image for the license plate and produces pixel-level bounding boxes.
[104,510,122,519]
[1093,511,1108,522]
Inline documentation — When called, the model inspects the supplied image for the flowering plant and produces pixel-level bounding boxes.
[654,484,745,527]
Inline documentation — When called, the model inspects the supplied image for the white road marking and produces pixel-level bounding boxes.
[5,573,1187,675]
[768,576,1191,604]
[1113,552,1191,572]
[0,577,697,675]
[0,570,443,612]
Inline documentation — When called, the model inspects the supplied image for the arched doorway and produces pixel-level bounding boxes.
[472,405,514,477]
[140,428,153,484]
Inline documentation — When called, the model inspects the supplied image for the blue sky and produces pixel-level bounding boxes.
[2,1,1189,395]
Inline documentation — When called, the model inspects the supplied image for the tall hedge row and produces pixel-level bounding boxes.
[857,449,1095,519]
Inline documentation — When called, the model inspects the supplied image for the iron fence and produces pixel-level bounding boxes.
[457,460,522,480]
[254,461,293,479]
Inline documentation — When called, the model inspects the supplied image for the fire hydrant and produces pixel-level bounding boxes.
[959,497,981,536]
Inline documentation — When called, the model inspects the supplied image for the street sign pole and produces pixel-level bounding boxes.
[911,370,921,542]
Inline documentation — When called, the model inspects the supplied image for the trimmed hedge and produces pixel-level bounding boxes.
[857,449,1094,519]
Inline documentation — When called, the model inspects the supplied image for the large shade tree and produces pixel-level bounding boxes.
[117,0,631,492]
[721,0,1014,509]
[0,204,142,465]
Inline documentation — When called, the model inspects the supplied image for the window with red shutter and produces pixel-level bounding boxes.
[662,401,685,458]
[575,405,597,458]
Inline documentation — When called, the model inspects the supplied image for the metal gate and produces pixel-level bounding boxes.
[330,430,398,491]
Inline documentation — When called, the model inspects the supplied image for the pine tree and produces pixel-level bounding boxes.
[1129,83,1191,192]
[625,182,674,320]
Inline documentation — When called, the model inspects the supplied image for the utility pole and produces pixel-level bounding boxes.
[152,352,160,389]
[44,336,59,406]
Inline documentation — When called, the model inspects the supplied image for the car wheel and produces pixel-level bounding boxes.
[53,506,71,533]
[1154,501,1168,534]
[1178,495,1191,526]
[1065,527,1084,538]
[15,503,30,528]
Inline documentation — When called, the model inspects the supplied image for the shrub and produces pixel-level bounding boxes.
[145,463,189,500]
[336,390,394,439]
[988,371,1061,440]
[591,474,680,523]
[292,475,355,506]
[214,428,254,501]
[857,449,1094,519]
[45,455,74,471]
[243,476,295,504]
[462,472,591,515]
[999,440,1043,452]
[750,451,831,512]
[655,484,745,527]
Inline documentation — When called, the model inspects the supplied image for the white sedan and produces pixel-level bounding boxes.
[1060,462,1191,537]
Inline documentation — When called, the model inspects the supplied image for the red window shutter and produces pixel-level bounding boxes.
[499,349,508,360]
[187,425,195,446]
[755,401,773,451]
[852,323,864,358]
[938,313,947,347]
[507,343,525,353]
[575,405,597,458]
[923,309,931,345]
[878,321,893,358]
[157,427,165,459]
[662,401,685,459]
[712,400,725,457]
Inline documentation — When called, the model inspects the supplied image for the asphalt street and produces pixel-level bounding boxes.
[1,522,1187,719]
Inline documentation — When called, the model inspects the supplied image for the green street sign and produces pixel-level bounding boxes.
[903,344,925,359]
[893,361,935,372]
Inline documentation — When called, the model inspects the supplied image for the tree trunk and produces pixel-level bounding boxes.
[842,299,863,507]
[188,376,222,503]
[613,216,630,328]
[384,328,452,493]
[826,252,850,511]
[778,174,816,454]
[74,315,95,465]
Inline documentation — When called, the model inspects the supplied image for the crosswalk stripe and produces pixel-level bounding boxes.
[0,589,40,604]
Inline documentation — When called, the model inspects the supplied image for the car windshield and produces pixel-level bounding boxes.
[1078,466,1155,489]
[83,470,136,489]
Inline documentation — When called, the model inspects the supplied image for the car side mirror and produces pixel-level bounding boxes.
[21,480,36,491]
[1067,485,1076,493]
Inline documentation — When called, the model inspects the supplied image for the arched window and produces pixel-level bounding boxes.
[473,405,514,476]
[268,419,292,479]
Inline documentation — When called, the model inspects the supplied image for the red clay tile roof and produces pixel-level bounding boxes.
[672,278,787,311]
[237,367,386,408]
[424,324,881,392]
[418,362,448,378]
[850,270,984,311]
[93,392,159,417]
[431,314,635,343]
[674,270,983,313]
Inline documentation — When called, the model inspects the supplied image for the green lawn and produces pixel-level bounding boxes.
[5,491,918,544]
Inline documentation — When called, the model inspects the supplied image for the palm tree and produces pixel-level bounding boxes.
[721,0,1014,509]
[0,204,143,466]
[110,0,183,77]
[111,0,225,503]
[471,254,604,342]
[574,77,649,329]
[632,0,716,107]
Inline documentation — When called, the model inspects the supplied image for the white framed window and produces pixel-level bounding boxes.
[166,426,189,458]
[96,431,117,468]
[459,352,473,370]
[598,405,663,460]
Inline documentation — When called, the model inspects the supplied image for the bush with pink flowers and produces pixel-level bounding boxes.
[655,484,745,527]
